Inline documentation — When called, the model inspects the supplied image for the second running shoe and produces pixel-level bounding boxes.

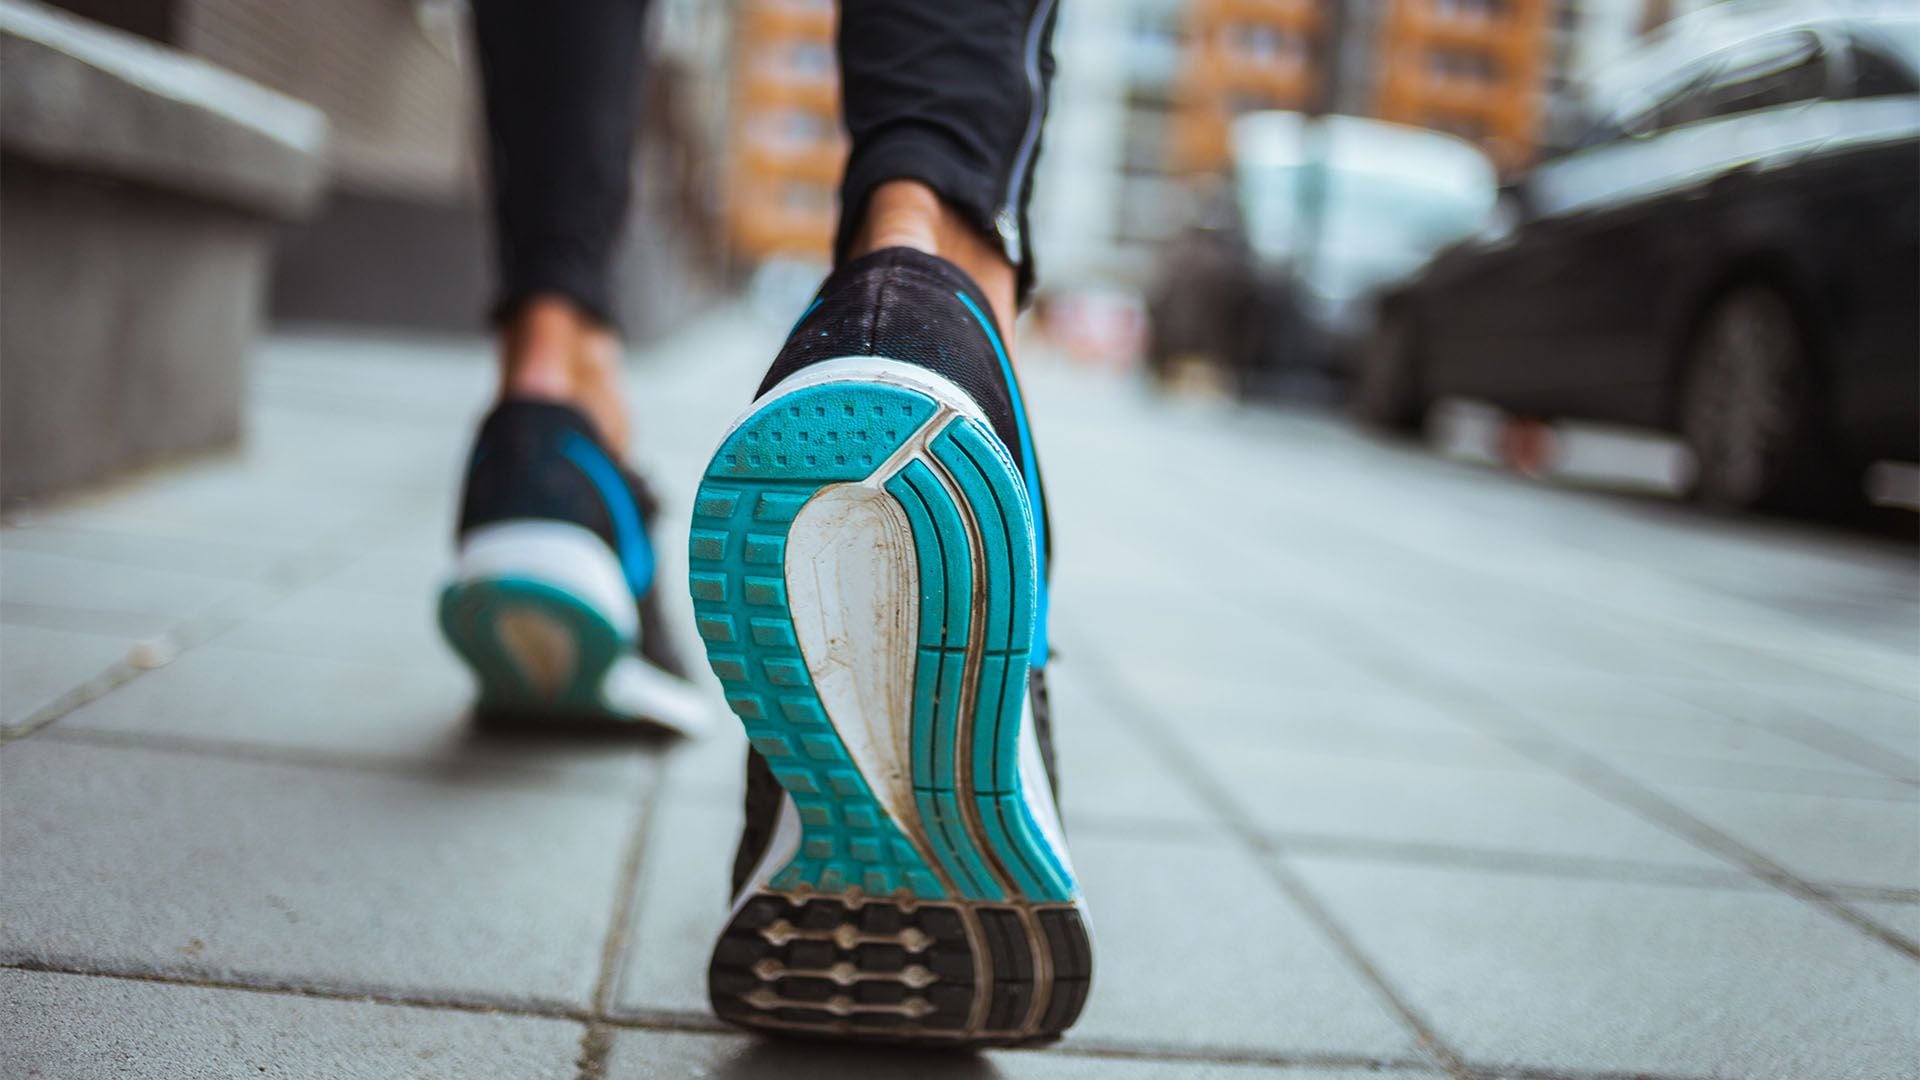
[441,401,710,737]
[690,249,1091,1046]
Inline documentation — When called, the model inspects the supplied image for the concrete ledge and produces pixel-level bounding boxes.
[0,0,326,217]
[0,0,328,501]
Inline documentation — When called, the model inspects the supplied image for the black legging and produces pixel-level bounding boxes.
[470,0,1059,328]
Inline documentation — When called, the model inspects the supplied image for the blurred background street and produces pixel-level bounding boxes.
[2,0,1917,1075]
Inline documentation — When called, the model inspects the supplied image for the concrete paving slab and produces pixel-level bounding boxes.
[48,640,662,791]
[1193,741,1724,869]
[603,1028,1426,1079]
[0,521,299,582]
[1517,699,1884,774]
[0,969,582,1080]
[1045,665,1220,828]
[1644,781,1920,890]
[611,797,737,1018]
[612,801,1411,1059]
[1851,901,1920,944]
[1681,681,1920,776]
[1063,833,1412,1058]
[1,739,635,1008]
[1588,748,1920,802]
[215,599,444,668]
[1291,856,1920,1078]
[53,637,460,739]
[0,548,270,637]
[0,621,133,728]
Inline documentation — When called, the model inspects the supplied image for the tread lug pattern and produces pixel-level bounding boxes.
[709,893,1090,1044]
[694,376,1093,1044]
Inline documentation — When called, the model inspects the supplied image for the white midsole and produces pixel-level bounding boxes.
[451,520,638,640]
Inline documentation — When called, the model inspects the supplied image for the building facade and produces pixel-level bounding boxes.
[724,0,842,263]
[1372,0,1554,173]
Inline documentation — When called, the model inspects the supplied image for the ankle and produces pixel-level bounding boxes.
[850,181,1018,344]
[498,296,630,453]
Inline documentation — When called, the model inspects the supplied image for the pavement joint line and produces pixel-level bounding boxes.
[24,724,657,798]
[1698,702,1920,786]
[1113,493,1920,963]
[0,538,360,746]
[1070,815,1920,902]
[1251,828,1920,903]
[1473,1066,1721,1080]
[1252,596,1920,964]
[1063,630,1477,1080]
[0,958,599,1024]
[574,776,666,1080]
[1559,748,1920,803]
[1,961,1482,1073]
[607,1012,1448,1070]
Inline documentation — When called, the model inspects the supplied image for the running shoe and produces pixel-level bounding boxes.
[440,400,709,737]
[691,248,1091,1045]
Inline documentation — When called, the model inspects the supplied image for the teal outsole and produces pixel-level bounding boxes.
[689,380,1074,904]
[439,576,624,715]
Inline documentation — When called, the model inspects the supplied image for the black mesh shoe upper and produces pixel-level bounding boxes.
[758,247,1028,465]
[455,400,687,678]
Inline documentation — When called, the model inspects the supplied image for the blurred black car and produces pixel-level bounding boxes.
[1359,13,1920,511]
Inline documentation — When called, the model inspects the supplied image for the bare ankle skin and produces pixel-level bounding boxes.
[497,295,631,454]
[849,180,1019,346]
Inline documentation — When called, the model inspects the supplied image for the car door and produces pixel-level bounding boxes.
[1437,57,1720,417]
[1610,31,1836,419]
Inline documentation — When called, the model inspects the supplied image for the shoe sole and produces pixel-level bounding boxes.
[441,576,625,715]
[690,362,1090,1045]
[441,523,704,736]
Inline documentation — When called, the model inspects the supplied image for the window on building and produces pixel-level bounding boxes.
[786,41,835,78]
[1428,47,1500,84]
[1223,22,1302,66]
[1432,0,1509,22]
[1425,112,1487,140]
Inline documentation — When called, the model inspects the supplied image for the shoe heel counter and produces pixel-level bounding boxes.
[458,412,617,543]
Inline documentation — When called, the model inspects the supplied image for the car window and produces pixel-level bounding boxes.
[1850,30,1920,97]
[1605,60,1714,140]
[1694,31,1829,119]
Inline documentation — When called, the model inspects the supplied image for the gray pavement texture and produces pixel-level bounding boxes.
[2,311,1917,1079]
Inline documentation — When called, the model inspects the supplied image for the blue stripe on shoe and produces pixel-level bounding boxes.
[559,431,655,597]
[953,290,1049,667]
[788,296,824,337]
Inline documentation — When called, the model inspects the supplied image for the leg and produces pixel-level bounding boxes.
[470,0,650,452]
[837,0,1060,339]
[440,0,708,739]
[700,0,1087,1046]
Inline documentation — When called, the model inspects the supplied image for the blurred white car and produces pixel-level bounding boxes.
[1232,112,1498,342]
[1147,113,1496,396]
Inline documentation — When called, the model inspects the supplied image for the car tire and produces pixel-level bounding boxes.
[1355,305,1429,434]
[1679,284,1839,513]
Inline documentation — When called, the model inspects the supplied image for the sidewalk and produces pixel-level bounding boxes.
[3,310,1916,1079]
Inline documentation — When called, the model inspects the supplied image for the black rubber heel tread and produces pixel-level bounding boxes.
[710,892,1087,1045]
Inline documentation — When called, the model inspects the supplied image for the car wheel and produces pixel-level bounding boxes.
[1680,284,1833,512]
[1355,306,1428,433]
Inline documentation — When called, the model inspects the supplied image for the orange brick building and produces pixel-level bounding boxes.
[726,0,843,262]
[1172,0,1555,176]
[1373,0,1553,172]
[1168,0,1322,173]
